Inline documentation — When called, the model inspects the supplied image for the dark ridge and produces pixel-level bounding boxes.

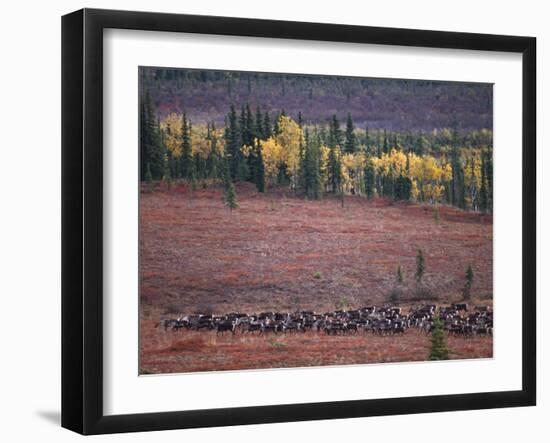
[139,67,493,131]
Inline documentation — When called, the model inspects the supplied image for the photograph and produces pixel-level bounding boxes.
[138,67,494,375]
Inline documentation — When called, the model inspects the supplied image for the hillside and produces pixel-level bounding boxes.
[139,67,493,131]
[139,183,493,373]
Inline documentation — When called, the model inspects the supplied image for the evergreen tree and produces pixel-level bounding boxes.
[486,149,493,212]
[344,113,357,153]
[139,90,164,180]
[450,117,466,209]
[465,157,474,210]
[206,123,220,180]
[415,249,425,283]
[479,150,488,213]
[327,115,343,195]
[395,174,412,201]
[480,148,493,213]
[139,95,149,180]
[396,265,404,284]
[225,105,241,181]
[254,139,265,193]
[255,106,264,140]
[304,129,322,199]
[393,133,399,151]
[329,115,343,148]
[245,103,254,146]
[327,145,341,194]
[263,112,272,139]
[224,182,239,213]
[145,162,153,192]
[463,264,474,300]
[180,112,193,180]
[429,315,450,360]
[298,125,307,193]
[383,129,389,154]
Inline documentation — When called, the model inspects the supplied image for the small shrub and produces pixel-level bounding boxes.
[429,316,450,360]
[313,271,322,279]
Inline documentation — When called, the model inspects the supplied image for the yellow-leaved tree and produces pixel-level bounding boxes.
[408,154,450,203]
[261,115,303,188]
[161,113,183,157]
[341,152,366,194]
[274,115,303,187]
[261,137,285,186]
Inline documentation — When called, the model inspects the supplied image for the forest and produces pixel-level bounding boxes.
[140,89,493,213]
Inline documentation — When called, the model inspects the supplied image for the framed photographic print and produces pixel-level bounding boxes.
[61,8,536,435]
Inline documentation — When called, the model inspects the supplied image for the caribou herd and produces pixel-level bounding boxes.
[156,303,493,338]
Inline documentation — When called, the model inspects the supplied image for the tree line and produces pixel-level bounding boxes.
[140,90,493,213]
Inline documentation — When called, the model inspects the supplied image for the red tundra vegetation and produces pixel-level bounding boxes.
[139,183,493,374]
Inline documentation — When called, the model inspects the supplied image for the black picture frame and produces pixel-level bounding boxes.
[61,8,536,435]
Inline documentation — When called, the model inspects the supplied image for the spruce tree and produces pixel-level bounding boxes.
[450,117,466,209]
[469,156,478,211]
[305,129,322,199]
[139,90,164,180]
[383,129,389,154]
[415,249,425,283]
[396,265,404,284]
[139,94,150,180]
[344,113,357,153]
[486,149,493,212]
[255,106,264,140]
[327,115,343,195]
[180,112,193,180]
[245,103,254,146]
[206,122,220,180]
[254,139,265,193]
[329,115,343,148]
[224,182,239,213]
[145,162,153,192]
[429,315,450,360]
[463,264,474,300]
[327,145,341,194]
[225,105,241,181]
[263,112,272,139]
[479,149,491,213]
[298,127,308,194]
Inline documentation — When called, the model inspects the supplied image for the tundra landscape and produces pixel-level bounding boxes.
[139,68,493,374]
